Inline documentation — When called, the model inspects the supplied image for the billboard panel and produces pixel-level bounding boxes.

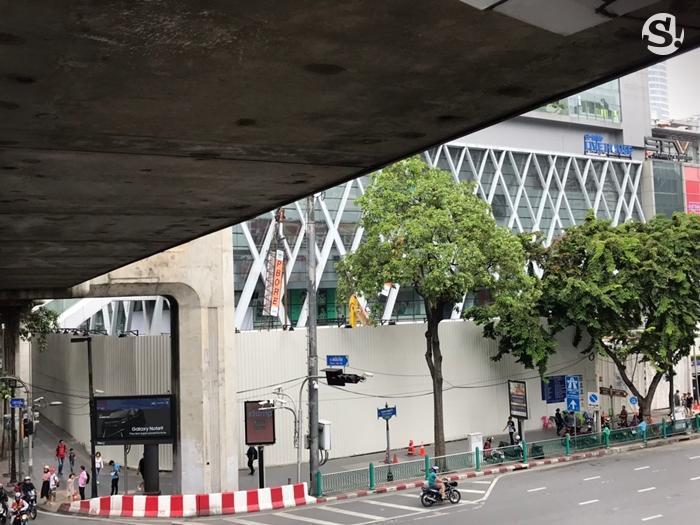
[684,165,700,215]
[508,380,529,419]
[245,400,276,446]
[94,395,174,445]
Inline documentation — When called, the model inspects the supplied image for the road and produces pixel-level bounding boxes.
[40,440,700,525]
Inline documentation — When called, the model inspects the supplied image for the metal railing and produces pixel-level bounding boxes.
[317,414,700,496]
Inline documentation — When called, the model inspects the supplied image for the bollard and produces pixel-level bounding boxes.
[565,434,571,456]
[695,414,700,433]
[662,418,667,439]
[424,455,430,480]
[643,428,647,445]
[315,470,323,497]
[369,462,375,490]
[603,427,610,448]
[522,439,528,464]
[475,447,481,472]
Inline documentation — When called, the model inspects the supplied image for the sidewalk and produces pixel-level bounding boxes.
[26,416,174,502]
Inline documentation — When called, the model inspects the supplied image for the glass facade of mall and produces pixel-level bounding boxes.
[233,142,645,331]
[535,80,622,124]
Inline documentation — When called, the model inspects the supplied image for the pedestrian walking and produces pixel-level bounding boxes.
[137,456,145,491]
[40,466,50,503]
[78,466,88,500]
[554,408,564,436]
[55,439,67,476]
[67,473,76,501]
[48,468,60,502]
[108,460,120,496]
[246,446,258,475]
[68,448,76,475]
[686,393,694,417]
[503,416,516,445]
[674,389,681,407]
[94,452,104,484]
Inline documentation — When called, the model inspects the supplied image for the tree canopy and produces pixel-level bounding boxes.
[336,156,531,455]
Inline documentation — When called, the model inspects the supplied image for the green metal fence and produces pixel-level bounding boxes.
[375,458,426,485]
[321,466,370,494]
[318,414,700,496]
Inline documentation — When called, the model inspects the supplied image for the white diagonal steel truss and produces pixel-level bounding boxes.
[232,143,644,330]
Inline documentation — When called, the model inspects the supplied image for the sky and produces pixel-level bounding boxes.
[665,47,700,120]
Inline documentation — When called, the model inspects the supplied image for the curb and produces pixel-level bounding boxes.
[316,432,700,503]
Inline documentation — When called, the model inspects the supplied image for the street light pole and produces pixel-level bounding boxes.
[71,337,98,498]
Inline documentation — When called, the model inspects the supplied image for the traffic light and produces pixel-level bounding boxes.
[323,369,366,386]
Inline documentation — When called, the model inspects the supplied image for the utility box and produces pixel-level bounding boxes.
[466,432,483,454]
[319,420,332,450]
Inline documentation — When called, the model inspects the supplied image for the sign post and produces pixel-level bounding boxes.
[326,355,349,368]
[377,404,397,481]
[245,400,277,489]
[588,392,600,432]
[565,375,581,438]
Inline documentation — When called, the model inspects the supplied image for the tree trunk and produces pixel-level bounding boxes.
[424,301,446,458]
[637,372,664,421]
[668,370,675,418]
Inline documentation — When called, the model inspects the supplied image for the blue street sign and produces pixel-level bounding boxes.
[565,375,580,395]
[588,392,599,405]
[377,406,397,420]
[566,396,580,412]
[629,396,638,406]
[10,398,25,409]
[541,375,566,404]
[326,355,349,367]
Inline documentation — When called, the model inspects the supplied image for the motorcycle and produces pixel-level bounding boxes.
[11,510,28,525]
[23,492,36,521]
[420,480,461,507]
[0,502,8,525]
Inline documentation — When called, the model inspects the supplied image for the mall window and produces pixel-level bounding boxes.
[535,80,622,124]
[653,161,684,217]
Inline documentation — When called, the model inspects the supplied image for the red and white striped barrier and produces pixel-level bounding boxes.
[60,482,315,517]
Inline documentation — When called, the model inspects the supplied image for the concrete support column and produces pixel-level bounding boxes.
[74,229,238,493]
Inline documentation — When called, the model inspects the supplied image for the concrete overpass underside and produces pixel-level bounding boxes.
[2,0,700,295]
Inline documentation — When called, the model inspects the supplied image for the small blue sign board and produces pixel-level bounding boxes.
[629,396,638,406]
[588,392,599,405]
[377,406,397,420]
[565,375,581,413]
[326,355,349,367]
[10,398,25,409]
[541,375,566,404]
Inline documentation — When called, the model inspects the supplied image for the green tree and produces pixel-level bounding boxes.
[336,157,531,455]
[494,213,700,419]
[20,304,59,353]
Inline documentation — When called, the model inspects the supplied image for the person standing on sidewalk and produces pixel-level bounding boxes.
[94,452,104,484]
[68,448,76,475]
[137,456,145,491]
[503,416,516,445]
[108,460,120,496]
[246,446,257,475]
[554,409,564,436]
[55,440,67,476]
[77,466,88,500]
[40,466,51,503]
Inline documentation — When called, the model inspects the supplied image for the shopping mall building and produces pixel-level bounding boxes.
[231,68,700,332]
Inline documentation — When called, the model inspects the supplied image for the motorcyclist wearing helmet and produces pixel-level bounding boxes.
[427,466,445,499]
[18,478,33,500]
[11,493,28,516]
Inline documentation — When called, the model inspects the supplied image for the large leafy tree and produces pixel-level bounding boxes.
[336,157,532,455]
[492,213,700,419]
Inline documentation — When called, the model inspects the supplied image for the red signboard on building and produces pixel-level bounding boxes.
[684,166,700,215]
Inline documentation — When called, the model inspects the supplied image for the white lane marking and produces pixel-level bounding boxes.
[472,480,492,485]
[690,455,700,460]
[394,493,419,498]
[473,474,502,503]
[362,499,428,512]
[691,476,700,481]
[527,487,546,493]
[583,476,601,481]
[634,466,650,471]
[321,506,383,520]
[222,518,274,525]
[641,515,663,522]
[578,500,599,506]
[458,488,486,494]
[276,512,345,525]
[637,487,656,493]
